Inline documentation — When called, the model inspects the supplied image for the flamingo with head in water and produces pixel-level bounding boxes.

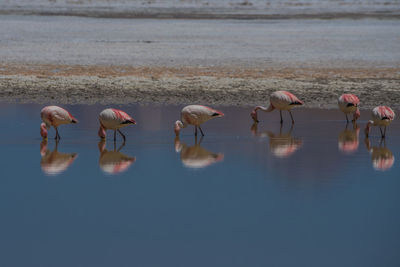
[98,108,136,141]
[338,94,360,122]
[174,105,224,136]
[40,106,78,140]
[365,106,395,138]
[251,91,303,124]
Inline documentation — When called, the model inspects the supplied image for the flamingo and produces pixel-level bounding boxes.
[40,106,78,140]
[98,108,136,141]
[251,91,303,124]
[365,106,395,138]
[174,105,224,136]
[338,94,360,122]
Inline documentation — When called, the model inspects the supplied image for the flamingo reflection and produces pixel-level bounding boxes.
[40,140,78,176]
[174,137,224,169]
[251,123,303,158]
[338,122,360,154]
[365,138,395,171]
[98,140,136,175]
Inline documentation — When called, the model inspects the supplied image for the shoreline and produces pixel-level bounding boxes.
[1,64,399,109]
[1,10,400,20]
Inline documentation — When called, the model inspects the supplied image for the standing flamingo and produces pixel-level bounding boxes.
[251,91,303,124]
[40,106,78,140]
[365,106,395,138]
[174,105,224,136]
[98,108,136,141]
[338,94,360,122]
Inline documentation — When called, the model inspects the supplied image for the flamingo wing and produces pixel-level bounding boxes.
[376,106,395,120]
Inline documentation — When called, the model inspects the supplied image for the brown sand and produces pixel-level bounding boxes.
[1,63,399,108]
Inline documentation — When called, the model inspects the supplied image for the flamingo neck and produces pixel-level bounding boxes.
[98,125,106,139]
[365,120,374,137]
[353,108,361,121]
[256,105,274,112]
[174,120,185,136]
[40,123,48,139]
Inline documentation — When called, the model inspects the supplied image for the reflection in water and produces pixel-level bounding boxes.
[40,140,78,176]
[174,137,224,169]
[98,140,136,175]
[338,122,360,154]
[365,138,395,171]
[251,123,303,158]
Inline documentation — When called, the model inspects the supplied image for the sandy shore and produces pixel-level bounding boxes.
[1,64,399,109]
[1,15,399,108]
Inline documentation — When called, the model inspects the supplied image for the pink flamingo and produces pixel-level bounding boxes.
[40,106,78,140]
[365,106,395,138]
[98,108,136,141]
[251,91,303,124]
[338,94,360,122]
[174,105,224,136]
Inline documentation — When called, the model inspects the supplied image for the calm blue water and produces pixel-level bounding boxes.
[0,103,399,267]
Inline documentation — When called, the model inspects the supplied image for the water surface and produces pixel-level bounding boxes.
[0,104,399,267]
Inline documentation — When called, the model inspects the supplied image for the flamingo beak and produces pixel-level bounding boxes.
[251,110,258,123]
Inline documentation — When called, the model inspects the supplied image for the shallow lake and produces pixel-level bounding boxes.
[0,103,399,267]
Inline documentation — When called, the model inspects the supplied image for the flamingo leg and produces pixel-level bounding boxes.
[378,127,383,137]
[118,129,126,142]
[55,127,60,140]
[383,126,387,138]
[114,130,116,141]
[280,110,283,124]
[288,110,295,124]
[194,126,198,136]
[345,114,349,122]
[199,126,205,136]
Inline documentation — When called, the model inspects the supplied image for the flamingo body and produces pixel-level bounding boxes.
[40,106,78,139]
[98,108,136,141]
[338,94,360,121]
[365,106,395,138]
[174,105,224,136]
[251,91,303,123]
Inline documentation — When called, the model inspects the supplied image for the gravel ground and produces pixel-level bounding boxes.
[0,15,399,108]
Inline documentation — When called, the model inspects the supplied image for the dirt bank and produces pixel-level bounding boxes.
[1,64,399,109]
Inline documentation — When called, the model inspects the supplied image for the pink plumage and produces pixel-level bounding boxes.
[365,106,395,138]
[338,94,360,122]
[251,90,303,124]
[98,108,136,141]
[40,105,78,139]
[174,105,224,136]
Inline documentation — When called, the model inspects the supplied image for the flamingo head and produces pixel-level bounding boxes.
[365,120,373,137]
[251,109,259,123]
[98,125,106,139]
[40,123,48,139]
[353,108,361,121]
[174,120,183,136]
